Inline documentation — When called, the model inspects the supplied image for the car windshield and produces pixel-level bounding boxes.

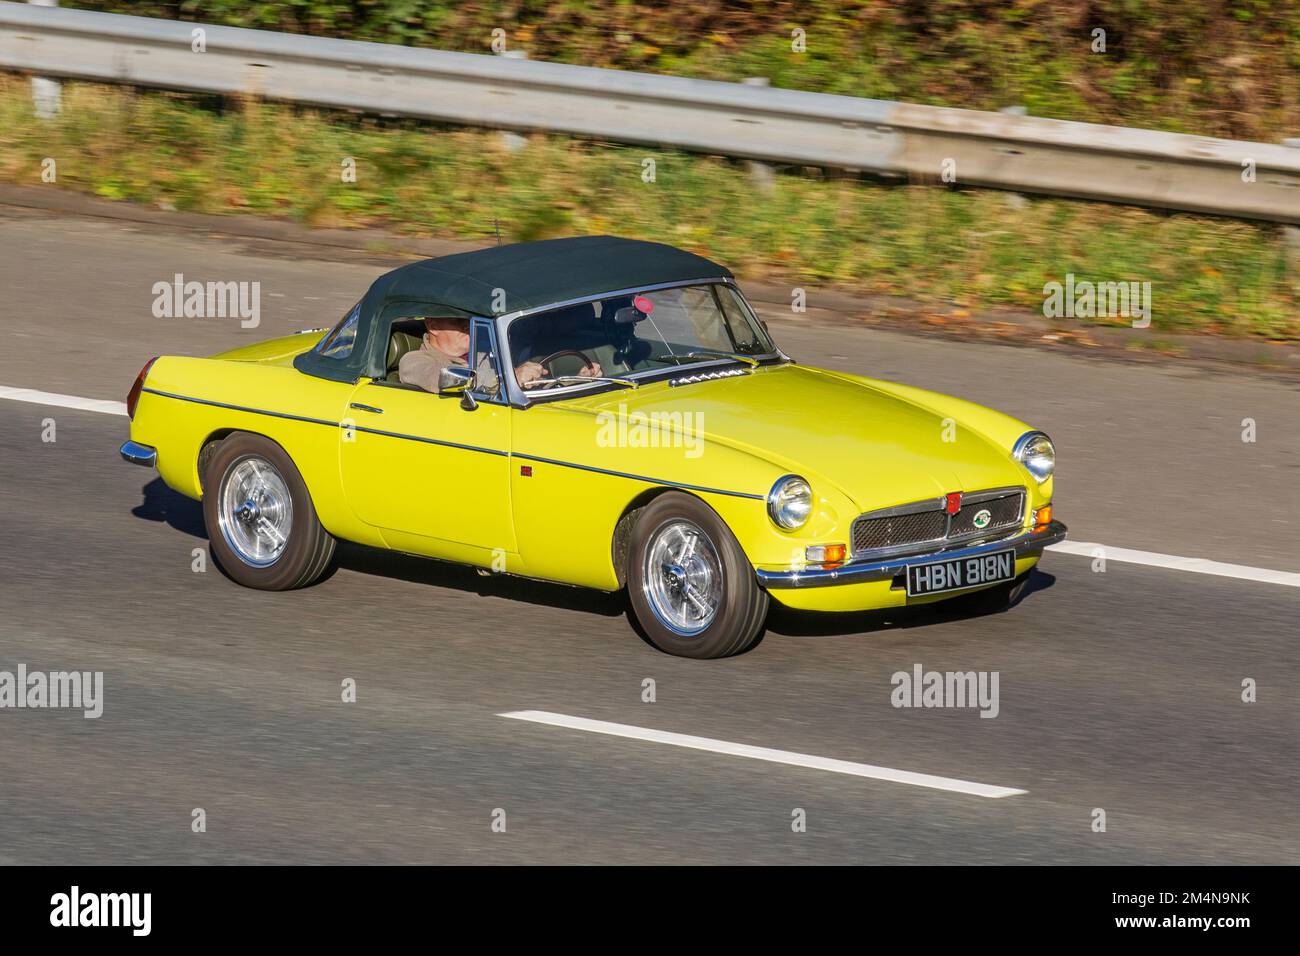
[506,283,778,390]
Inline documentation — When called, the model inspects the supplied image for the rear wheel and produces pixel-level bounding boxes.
[627,493,768,659]
[202,432,335,590]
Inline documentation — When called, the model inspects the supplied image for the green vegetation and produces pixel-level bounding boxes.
[69,0,1299,141]
[2,78,1294,338]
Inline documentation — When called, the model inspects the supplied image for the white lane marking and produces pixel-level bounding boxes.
[499,710,1027,798]
[0,385,126,416]
[1047,541,1300,588]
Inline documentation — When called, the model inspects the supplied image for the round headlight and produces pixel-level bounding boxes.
[1014,431,1056,483]
[768,475,812,530]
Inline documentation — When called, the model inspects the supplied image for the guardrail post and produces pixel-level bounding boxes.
[999,106,1028,209]
[498,49,529,153]
[742,78,777,193]
[29,0,60,119]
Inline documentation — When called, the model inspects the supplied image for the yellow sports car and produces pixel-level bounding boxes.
[121,236,1066,658]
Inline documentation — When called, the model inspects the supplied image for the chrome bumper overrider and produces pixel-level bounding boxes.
[120,440,157,468]
[755,520,1068,590]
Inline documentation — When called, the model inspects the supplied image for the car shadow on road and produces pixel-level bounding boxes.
[131,477,206,538]
[333,541,628,618]
[764,568,1057,638]
[127,477,1055,640]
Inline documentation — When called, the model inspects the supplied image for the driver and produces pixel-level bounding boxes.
[401,316,602,393]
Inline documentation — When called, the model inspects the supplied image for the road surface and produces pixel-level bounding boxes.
[0,205,1296,863]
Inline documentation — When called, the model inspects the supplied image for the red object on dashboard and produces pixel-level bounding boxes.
[633,295,654,314]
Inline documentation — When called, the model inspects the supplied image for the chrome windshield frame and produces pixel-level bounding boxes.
[466,315,509,406]
[494,277,784,409]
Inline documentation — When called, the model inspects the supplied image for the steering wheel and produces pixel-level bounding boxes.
[520,349,600,390]
[538,349,597,375]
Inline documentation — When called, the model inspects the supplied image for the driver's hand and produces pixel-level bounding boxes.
[515,361,546,386]
[577,361,603,378]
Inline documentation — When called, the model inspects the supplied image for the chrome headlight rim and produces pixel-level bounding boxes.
[1013,430,1056,484]
[767,474,813,531]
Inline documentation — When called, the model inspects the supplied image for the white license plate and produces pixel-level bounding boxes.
[906,549,1015,597]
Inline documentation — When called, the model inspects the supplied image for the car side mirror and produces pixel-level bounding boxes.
[438,366,478,410]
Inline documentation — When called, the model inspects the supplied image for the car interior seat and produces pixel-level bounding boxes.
[385,319,425,382]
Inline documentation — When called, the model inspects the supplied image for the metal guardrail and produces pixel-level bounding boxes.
[1,1,1297,224]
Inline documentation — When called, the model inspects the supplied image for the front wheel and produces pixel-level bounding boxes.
[202,432,336,590]
[626,493,768,659]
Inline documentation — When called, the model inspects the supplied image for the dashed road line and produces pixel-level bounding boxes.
[1047,541,1300,588]
[0,385,126,416]
[499,710,1028,798]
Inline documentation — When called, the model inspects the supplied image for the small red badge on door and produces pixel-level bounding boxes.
[520,465,533,477]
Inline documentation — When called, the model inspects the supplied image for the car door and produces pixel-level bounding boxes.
[339,317,515,559]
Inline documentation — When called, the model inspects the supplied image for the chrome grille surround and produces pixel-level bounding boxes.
[850,487,1026,558]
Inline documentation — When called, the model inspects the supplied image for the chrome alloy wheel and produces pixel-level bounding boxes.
[642,519,723,637]
[216,455,294,568]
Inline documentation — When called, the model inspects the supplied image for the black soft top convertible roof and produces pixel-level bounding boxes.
[376,235,731,316]
[295,235,732,382]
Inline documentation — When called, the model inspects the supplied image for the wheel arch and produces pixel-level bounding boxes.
[194,423,377,551]
[196,429,322,514]
[610,485,736,589]
[197,428,241,494]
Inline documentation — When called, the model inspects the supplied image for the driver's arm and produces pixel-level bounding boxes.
[515,360,546,386]
[514,357,604,387]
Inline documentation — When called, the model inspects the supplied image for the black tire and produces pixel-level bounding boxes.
[626,492,768,659]
[202,432,336,590]
[939,570,1031,616]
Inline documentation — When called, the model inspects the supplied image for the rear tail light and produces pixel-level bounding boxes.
[126,357,158,420]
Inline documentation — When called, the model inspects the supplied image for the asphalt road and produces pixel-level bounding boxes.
[1,206,1297,864]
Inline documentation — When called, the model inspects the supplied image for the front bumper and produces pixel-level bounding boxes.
[120,440,157,468]
[756,520,1068,590]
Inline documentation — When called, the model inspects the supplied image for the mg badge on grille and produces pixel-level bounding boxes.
[972,508,992,530]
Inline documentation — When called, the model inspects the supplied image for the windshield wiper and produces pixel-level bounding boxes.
[650,350,762,368]
[522,374,639,390]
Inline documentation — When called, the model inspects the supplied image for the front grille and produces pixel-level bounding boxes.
[851,510,946,553]
[850,489,1025,557]
[948,491,1024,538]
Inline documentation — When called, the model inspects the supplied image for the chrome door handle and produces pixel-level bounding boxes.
[349,402,384,414]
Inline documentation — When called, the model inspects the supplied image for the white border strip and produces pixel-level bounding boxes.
[0,386,126,416]
[500,710,1027,798]
[1047,541,1300,588]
